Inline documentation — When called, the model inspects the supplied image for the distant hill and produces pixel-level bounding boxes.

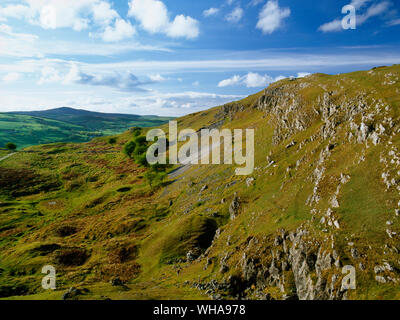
[0,107,173,149]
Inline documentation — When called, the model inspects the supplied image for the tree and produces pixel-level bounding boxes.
[5,143,17,151]
[108,137,117,144]
[144,170,166,190]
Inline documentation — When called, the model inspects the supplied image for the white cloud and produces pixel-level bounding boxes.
[38,66,62,84]
[2,72,20,83]
[148,74,166,82]
[100,19,136,42]
[0,23,41,57]
[128,0,199,39]
[92,1,119,26]
[218,72,273,88]
[128,0,169,34]
[388,18,400,26]
[274,75,286,81]
[62,63,149,91]
[0,4,33,21]
[225,7,243,23]
[218,75,242,87]
[358,1,390,24]
[350,0,371,9]
[0,1,134,41]
[203,8,219,17]
[319,0,390,32]
[243,72,272,87]
[167,15,199,39]
[297,72,311,78]
[256,0,290,34]
[127,91,244,115]
[218,71,312,88]
[318,20,343,32]
[249,0,264,6]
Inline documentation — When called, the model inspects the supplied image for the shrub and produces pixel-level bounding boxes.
[136,154,149,167]
[5,143,17,151]
[144,171,166,190]
[131,127,141,137]
[108,137,117,144]
[134,135,147,146]
[123,141,136,157]
[133,145,147,157]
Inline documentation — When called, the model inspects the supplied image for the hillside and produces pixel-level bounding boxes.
[0,108,173,149]
[1,65,400,300]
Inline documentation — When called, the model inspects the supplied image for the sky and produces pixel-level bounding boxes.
[0,0,400,117]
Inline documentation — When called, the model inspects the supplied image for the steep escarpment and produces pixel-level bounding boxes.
[172,65,400,300]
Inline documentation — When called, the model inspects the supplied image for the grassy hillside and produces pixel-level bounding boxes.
[0,108,173,149]
[1,65,400,300]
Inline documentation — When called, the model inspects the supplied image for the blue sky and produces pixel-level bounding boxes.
[0,0,400,116]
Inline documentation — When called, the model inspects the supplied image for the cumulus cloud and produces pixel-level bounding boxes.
[218,72,273,88]
[218,75,242,87]
[297,72,311,78]
[38,66,62,84]
[99,19,136,42]
[319,0,391,32]
[91,1,118,25]
[225,7,243,23]
[128,0,199,39]
[130,91,244,115]
[218,71,311,88]
[148,74,166,82]
[63,64,149,91]
[203,7,219,17]
[0,1,135,42]
[167,15,199,39]
[256,0,290,34]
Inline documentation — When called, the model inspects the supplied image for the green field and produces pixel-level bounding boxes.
[0,108,173,149]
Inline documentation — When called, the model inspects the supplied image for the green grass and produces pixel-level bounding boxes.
[0,109,173,149]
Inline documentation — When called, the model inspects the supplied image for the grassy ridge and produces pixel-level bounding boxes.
[0,108,173,149]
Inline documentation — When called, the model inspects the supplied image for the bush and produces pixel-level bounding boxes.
[144,171,166,190]
[134,135,147,146]
[133,145,147,157]
[5,143,17,151]
[136,154,149,167]
[108,137,117,144]
[123,141,136,157]
[131,127,141,137]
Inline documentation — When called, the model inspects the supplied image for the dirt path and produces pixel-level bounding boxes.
[0,152,16,162]
[167,131,241,180]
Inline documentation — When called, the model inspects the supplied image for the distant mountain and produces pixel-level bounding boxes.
[10,107,172,130]
[0,107,173,149]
